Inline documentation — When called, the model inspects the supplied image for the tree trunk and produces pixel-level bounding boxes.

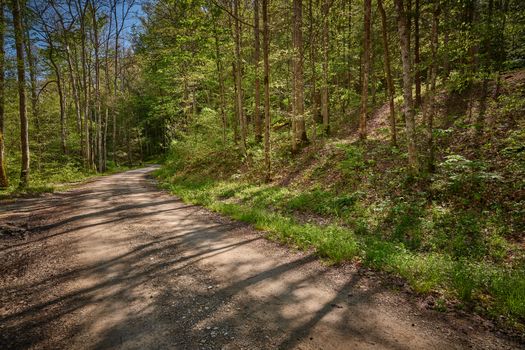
[51,60,67,155]
[103,3,114,170]
[113,1,119,164]
[262,0,271,181]
[231,61,239,143]
[308,0,317,144]
[254,0,262,143]
[24,21,40,169]
[92,1,103,172]
[292,0,307,152]
[395,0,418,172]
[414,0,421,107]
[359,0,371,140]
[80,3,91,169]
[377,0,397,146]
[321,0,329,135]
[0,0,7,188]
[66,45,82,138]
[11,0,29,187]
[233,0,247,154]
[214,24,227,145]
[424,0,439,172]
[347,0,353,96]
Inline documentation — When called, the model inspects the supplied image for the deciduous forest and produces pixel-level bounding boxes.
[1,0,525,346]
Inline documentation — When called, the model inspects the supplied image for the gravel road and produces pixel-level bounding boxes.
[0,167,522,349]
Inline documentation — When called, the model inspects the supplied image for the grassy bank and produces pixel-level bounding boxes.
[155,169,524,329]
[153,71,525,331]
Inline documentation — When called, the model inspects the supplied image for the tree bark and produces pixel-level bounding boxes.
[424,0,439,172]
[359,0,371,140]
[347,0,353,95]
[11,0,29,187]
[414,0,421,107]
[233,0,247,154]
[51,57,67,155]
[113,0,119,164]
[395,0,418,172]
[91,1,103,172]
[0,0,7,188]
[292,0,307,152]
[262,0,271,181]
[308,0,317,144]
[24,19,41,169]
[79,0,91,169]
[321,0,329,135]
[214,23,227,145]
[254,0,262,143]
[377,0,397,146]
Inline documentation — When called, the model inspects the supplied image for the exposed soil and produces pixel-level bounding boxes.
[0,167,523,349]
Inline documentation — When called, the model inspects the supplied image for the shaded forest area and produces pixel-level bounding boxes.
[0,0,524,335]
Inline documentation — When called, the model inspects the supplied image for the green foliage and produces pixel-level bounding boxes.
[337,144,367,174]
[156,171,525,323]
[285,188,360,217]
[502,128,525,159]
[431,155,501,202]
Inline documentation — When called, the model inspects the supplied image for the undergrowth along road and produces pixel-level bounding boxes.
[1,167,522,349]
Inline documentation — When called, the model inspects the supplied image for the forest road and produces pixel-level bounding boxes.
[0,166,522,350]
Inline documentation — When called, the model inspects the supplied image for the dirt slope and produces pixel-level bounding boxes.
[0,167,522,349]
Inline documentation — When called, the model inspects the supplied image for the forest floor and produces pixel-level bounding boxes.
[0,167,523,350]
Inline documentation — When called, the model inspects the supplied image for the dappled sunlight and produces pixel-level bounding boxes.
[1,167,503,349]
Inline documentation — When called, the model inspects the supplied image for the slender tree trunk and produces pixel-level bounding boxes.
[262,0,271,181]
[113,2,119,164]
[292,0,307,152]
[80,4,91,169]
[24,22,40,170]
[321,0,329,135]
[103,4,114,170]
[51,59,67,155]
[233,0,247,154]
[0,0,7,188]
[378,0,397,146]
[308,0,317,144]
[424,0,439,172]
[347,0,353,96]
[92,2,103,172]
[395,0,418,172]
[231,61,239,142]
[214,24,227,145]
[254,0,262,143]
[126,121,132,166]
[414,0,421,107]
[66,45,82,137]
[443,29,450,81]
[359,0,371,140]
[12,0,29,187]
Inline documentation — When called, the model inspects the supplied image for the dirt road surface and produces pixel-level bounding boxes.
[0,167,522,349]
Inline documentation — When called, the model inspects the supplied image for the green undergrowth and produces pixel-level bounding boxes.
[155,167,525,330]
[0,161,139,198]
[153,73,525,330]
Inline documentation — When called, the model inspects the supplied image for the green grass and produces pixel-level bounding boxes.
[0,162,139,198]
[156,171,525,329]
